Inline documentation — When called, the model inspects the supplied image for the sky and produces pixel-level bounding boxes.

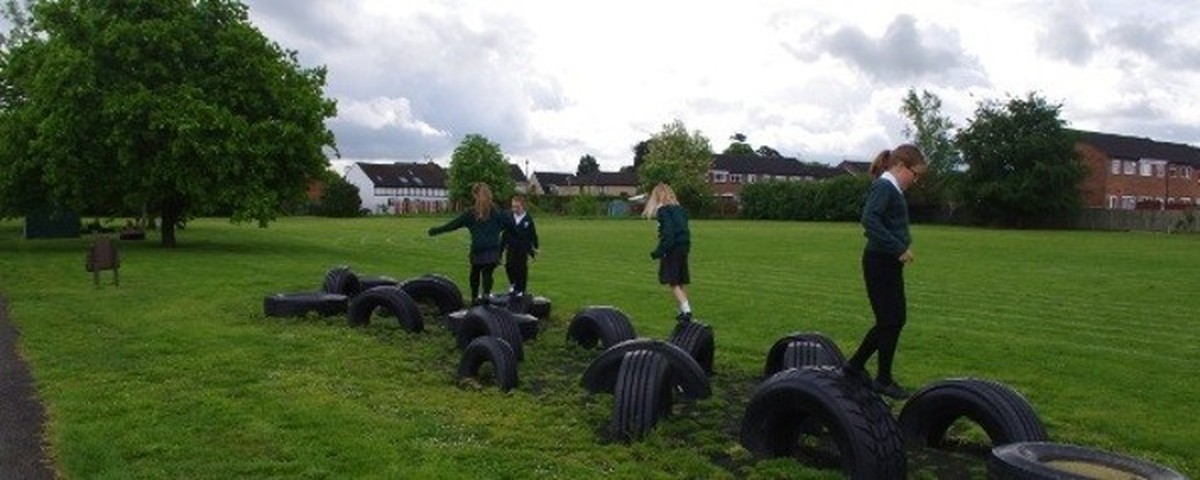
[113,1,1200,173]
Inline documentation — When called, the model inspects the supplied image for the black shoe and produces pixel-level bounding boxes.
[471,297,487,307]
[872,380,910,400]
[676,311,693,324]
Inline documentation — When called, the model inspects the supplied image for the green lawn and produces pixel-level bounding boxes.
[1,217,1195,479]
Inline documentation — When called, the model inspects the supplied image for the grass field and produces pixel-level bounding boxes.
[1,216,1196,479]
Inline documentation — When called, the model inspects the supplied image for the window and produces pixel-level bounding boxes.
[712,171,727,183]
[1182,197,1193,205]
[1111,159,1121,175]
[1122,196,1136,210]
[1155,163,1166,178]
[1167,198,1177,205]
[1169,165,1178,178]
[1140,161,1153,177]
[747,174,757,183]
[1108,195,1118,209]
[729,174,743,184]
[1123,160,1137,175]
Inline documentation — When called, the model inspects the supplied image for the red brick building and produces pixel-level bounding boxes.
[1075,130,1200,210]
[708,154,844,199]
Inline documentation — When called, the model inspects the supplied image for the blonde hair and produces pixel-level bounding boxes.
[472,183,494,219]
[868,144,926,178]
[643,183,680,219]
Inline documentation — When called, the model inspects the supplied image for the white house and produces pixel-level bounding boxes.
[344,162,450,215]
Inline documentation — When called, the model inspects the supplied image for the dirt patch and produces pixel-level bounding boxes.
[0,297,56,479]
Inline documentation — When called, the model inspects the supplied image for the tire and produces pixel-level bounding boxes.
[445,309,469,334]
[322,265,362,297]
[346,286,424,332]
[359,275,399,290]
[581,338,710,402]
[739,367,905,479]
[455,306,524,361]
[567,307,636,349]
[668,321,715,375]
[457,336,519,392]
[399,275,464,315]
[988,442,1187,480]
[529,296,551,320]
[263,292,348,318]
[611,350,673,441]
[513,313,540,341]
[763,332,846,377]
[501,292,533,315]
[898,378,1047,449]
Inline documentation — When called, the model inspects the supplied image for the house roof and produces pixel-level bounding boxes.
[837,160,872,174]
[1075,130,1200,166]
[356,162,446,188]
[509,163,529,183]
[711,154,843,178]
[572,171,639,186]
[532,171,574,186]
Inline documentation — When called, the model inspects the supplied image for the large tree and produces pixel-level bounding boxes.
[446,134,514,207]
[0,0,336,246]
[723,132,755,156]
[955,93,1086,226]
[900,88,961,210]
[576,154,599,176]
[638,119,714,215]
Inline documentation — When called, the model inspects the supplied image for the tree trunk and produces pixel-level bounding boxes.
[160,200,180,248]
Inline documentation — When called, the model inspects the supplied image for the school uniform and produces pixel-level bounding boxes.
[428,207,513,300]
[502,210,538,294]
[650,204,691,285]
[848,171,911,392]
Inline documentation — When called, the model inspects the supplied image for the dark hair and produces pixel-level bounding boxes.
[868,144,926,178]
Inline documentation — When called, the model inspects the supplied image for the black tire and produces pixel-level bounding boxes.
[529,296,551,320]
[898,378,1047,449]
[263,292,348,318]
[513,313,540,341]
[763,332,846,377]
[501,292,533,315]
[567,307,636,349]
[739,367,905,479]
[346,286,424,332]
[359,275,399,290]
[668,321,715,375]
[445,309,469,334]
[611,350,673,441]
[457,336,519,392]
[455,306,524,361]
[322,265,362,297]
[581,338,710,401]
[399,275,464,315]
[988,442,1187,480]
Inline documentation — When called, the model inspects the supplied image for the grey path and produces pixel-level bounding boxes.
[0,297,56,479]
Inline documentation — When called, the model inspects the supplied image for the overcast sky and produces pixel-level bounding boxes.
[240,1,1199,173]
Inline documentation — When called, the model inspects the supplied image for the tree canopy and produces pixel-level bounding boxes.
[955,93,1086,226]
[0,0,336,246]
[576,154,599,176]
[638,119,714,215]
[723,132,755,156]
[446,134,514,207]
[900,88,961,210]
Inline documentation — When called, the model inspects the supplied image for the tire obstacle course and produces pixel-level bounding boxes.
[262,267,1183,478]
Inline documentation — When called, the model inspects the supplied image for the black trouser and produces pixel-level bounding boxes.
[469,263,498,299]
[505,248,529,294]
[849,250,907,383]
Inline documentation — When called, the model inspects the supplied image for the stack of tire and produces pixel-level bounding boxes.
[571,308,716,440]
[453,305,528,392]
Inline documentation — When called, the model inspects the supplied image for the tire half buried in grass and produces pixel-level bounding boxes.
[988,442,1186,480]
[346,286,424,332]
[668,321,714,375]
[739,367,905,479]
[399,275,464,315]
[568,307,636,349]
[611,350,673,441]
[763,332,846,377]
[455,306,524,361]
[322,265,362,297]
[458,336,519,392]
[898,378,1047,449]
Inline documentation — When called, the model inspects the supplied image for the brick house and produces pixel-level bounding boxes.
[1075,130,1200,210]
[528,172,574,195]
[563,171,639,197]
[708,154,845,199]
